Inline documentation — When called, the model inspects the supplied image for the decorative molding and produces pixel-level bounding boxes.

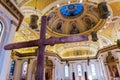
[13,45,120,61]
[0,0,24,30]
[96,45,118,58]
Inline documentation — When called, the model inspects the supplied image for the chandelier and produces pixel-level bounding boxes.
[29,0,39,29]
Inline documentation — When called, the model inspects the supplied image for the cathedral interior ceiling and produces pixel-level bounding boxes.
[12,0,120,59]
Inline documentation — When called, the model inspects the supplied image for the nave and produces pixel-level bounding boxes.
[8,51,120,80]
[0,0,120,80]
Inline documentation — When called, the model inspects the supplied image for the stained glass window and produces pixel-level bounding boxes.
[77,65,82,76]
[0,21,3,40]
[60,3,83,16]
[65,65,69,77]
[91,64,96,76]
[22,61,28,77]
[9,61,15,76]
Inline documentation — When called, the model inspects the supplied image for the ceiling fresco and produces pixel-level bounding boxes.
[12,0,120,59]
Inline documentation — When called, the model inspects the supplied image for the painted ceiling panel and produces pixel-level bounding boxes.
[25,0,56,10]
[109,2,120,16]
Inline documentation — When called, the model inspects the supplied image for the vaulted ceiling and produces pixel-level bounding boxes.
[12,0,120,59]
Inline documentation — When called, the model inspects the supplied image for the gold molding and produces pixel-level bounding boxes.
[13,45,119,61]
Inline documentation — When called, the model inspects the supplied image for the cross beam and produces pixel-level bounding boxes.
[4,35,88,50]
[4,16,88,80]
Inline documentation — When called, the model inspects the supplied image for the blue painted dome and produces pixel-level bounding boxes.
[60,3,83,16]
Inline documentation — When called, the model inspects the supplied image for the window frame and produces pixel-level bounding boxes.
[64,65,69,77]
[77,64,82,76]
[9,60,15,76]
[0,20,4,42]
[90,63,96,76]
[21,61,28,77]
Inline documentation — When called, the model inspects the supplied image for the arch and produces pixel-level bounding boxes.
[9,61,15,76]
[0,16,7,48]
[0,21,3,38]
[0,20,5,43]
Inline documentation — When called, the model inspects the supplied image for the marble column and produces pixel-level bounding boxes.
[27,58,34,80]
[14,59,23,80]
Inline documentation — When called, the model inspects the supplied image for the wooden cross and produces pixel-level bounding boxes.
[4,16,88,80]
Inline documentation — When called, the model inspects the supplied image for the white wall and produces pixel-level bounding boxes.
[10,49,120,80]
[0,3,18,80]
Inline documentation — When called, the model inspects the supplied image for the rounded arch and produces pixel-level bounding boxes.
[0,15,7,47]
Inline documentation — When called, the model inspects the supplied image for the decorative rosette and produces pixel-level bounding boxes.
[60,3,83,16]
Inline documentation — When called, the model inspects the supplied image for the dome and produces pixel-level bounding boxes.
[47,2,106,36]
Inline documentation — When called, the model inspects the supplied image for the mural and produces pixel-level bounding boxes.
[108,65,119,79]
[70,23,79,34]
[45,59,53,80]
[82,15,96,29]
[106,52,120,80]
[54,22,63,33]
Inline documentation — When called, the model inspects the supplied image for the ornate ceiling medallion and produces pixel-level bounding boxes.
[60,3,83,18]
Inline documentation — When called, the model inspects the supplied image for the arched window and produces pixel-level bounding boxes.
[9,61,15,76]
[0,21,4,41]
[91,64,96,76]
[77,65,82,76]
[21,61,28,77]
[65,65,69,77]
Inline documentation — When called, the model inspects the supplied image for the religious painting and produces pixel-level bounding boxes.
[45,60,53,80]
[45,67,53,80]
[70,23,79,34]
[108,64,119,79]
[106,52,120,80]
[55,22,63,33]
[82,15,96,29]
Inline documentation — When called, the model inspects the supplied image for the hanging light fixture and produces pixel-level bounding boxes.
[98,2,110,19]
[117,39,120,48]
[29,0,39,29]
[91,31,98,42]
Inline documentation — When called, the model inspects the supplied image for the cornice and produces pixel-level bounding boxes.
[0,0,24,30]
[13,45,120,61]
[96,45,118,57]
